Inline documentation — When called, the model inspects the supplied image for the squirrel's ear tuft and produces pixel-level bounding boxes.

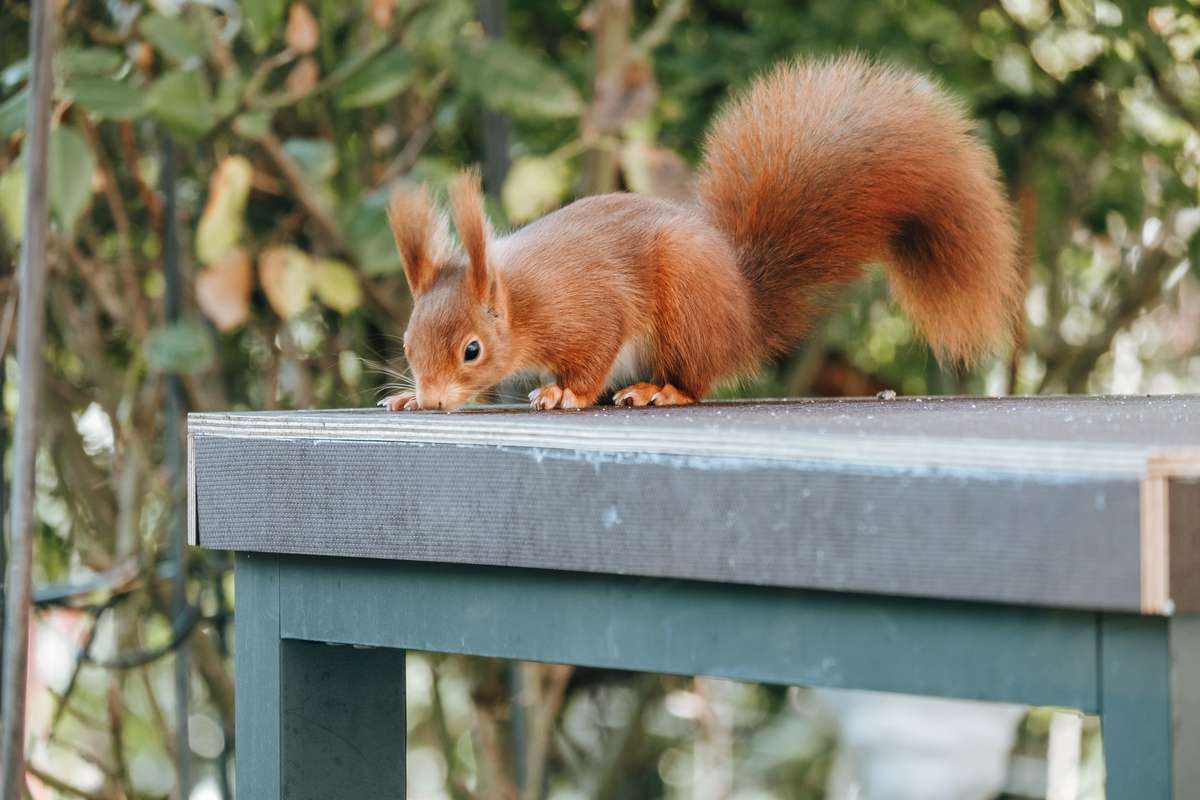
[448,167,494,304]
[387,184,449,297]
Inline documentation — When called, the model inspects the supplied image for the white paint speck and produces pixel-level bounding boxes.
[602,506,622,529]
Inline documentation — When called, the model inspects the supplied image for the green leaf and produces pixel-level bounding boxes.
[313,259,362,314]
[59,47,123,77]
[213,72,245,118]
[334,48,416,109]
[232,110,272,140]
[458,41,582,119]
[145,320,216,373]
[242,0,286,53]
[403,0,473,62]
[341,196,402,276]
[139,12,209,63]
[146,70,215,140]
[502,155,571,223]
[49,126,95,235]
[0,158,24,243]
[258,246,313,318]
[196,156,254,266]
[0,88,27,137]
[282,138,338,182]
[69,76,145,120]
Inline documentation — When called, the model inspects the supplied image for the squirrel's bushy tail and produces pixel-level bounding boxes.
[696,55,1021,363]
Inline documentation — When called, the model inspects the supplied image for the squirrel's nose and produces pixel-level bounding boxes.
[416,387,446,410]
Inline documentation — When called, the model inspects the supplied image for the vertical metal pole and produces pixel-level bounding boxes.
[160,134,191,798]
[477,0,510,197]
[0,304,7,737]
[0,1,54,796]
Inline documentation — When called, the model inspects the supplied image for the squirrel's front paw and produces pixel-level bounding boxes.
[529,384,591,410]
[378,392,418,411]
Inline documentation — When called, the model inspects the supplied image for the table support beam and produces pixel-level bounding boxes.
[276,555,1100,711]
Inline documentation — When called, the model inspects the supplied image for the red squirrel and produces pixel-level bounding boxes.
[380,55,1021,411]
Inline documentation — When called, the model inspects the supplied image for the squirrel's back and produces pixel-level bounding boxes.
[696,55,1021,363]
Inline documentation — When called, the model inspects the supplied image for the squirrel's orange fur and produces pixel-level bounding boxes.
[383,56,1021,411]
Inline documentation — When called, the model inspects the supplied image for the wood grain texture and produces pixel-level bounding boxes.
[1142,476,1170,614]
[191,397,1200,613]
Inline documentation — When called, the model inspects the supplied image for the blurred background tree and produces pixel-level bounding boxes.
[0,0,1197,797]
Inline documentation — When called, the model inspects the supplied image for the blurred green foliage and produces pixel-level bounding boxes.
[1,0,1199,796]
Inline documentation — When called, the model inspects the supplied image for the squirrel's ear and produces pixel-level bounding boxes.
[448,168,495,305]
[387,184,449,297]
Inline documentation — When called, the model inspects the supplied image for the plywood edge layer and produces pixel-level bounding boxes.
[1147,449,1200,479]
[1141,475,1171,615]
[1142,452,1200,614]
[186,431,198,547]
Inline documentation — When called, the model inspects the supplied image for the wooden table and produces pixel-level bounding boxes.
[188,396,1200,799]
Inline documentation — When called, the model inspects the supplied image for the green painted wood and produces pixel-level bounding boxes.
[276,556,1100,711]
[1169,615,1200,799]
[234,553,281,799]
[1099,614,1172,799]
[237,555,1197,797]
[281,640,406,799]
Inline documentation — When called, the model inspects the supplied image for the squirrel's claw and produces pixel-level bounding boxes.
[649,384,695,406]
[613,383,659,407]
[529,384,590,410]
[613,383,695,407]
[529,384,564,410]
[379,392,418,411]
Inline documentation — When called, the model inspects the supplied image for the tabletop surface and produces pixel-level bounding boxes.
[189,395,1200,477]
[190,394,1199,443]
[189,395,1200,614]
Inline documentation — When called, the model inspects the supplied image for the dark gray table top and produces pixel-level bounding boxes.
[189,396,1200,614]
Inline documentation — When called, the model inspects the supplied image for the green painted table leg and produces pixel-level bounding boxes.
[235,554,281,799]
[281,640,406,799]
[236,554,407,799]
[1100,614,1200,799]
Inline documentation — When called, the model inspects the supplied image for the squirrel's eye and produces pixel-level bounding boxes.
[463,340,481,363]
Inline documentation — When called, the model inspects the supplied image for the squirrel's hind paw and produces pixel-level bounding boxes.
[613,383,696,407]
[613,383,659,407]
[379,392,418,411]
[650,384,695,406]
